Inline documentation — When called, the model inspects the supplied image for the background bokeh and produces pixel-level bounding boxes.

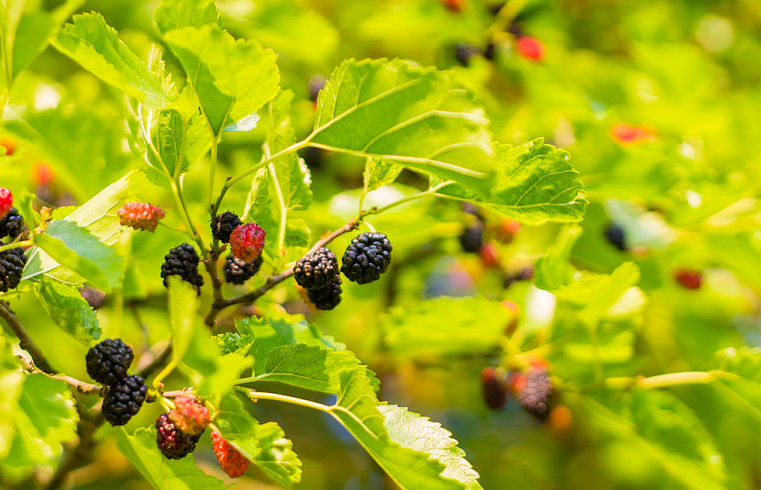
[3,0,761,489]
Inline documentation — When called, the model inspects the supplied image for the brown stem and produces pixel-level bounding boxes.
[203,219,360,326]
[0,300,55,374]
[18,356,104,396]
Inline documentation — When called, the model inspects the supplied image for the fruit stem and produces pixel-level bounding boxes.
[605,371,716,390]
[365,181,454,217]
[238,387,331,414]
[208,137,220,221]
[0,240,32,253]
[170,178,208,259]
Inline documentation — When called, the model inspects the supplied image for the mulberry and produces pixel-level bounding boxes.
[0,208,24,239]
[211,212,242,244]
[306,274,342,310]
[86,338,134,386]
[294,247,338,290]
[341,232,392,284]
[230,223,266,262]
[212,431,249,478]
[160,243,204,292]
[223,254,262,285]
[0,247,26,292]
[103,375,147,426]
[117,202,165,232]
[156,412,202,459]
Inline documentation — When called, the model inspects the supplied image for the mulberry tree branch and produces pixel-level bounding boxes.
[203,219,360,326]
[0,300,55,374]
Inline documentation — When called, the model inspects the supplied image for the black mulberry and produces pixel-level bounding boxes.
[459,222,484,253]
[341,232,392,284]
[605,223,626,251]
[86,338,134,386]
[306,275,342,310]
[481,367,508,410]
[0,208,24,239]
[223,254,262,285]
[294,247,338,290]
[211,212,242,243]
[0,247,27,292]
[103,375,147,426]
[160,243,204,292]
[156,412,202,459]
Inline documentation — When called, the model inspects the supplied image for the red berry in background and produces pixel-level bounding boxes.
[548,405,573,437]
[674,269,702,290]
[0,139,15,156]
[479,242,500,268]
[610,123,655,145]
[33,162,54,186]
[440,0,464,13]
[516,36,545,61]
[500,300,519,335]
[494,219,521,244]
[481,367,508,410]
[0,188,13,220]
[230,223,266,262]
[212,431,250,478]
[117,201,165,232]
[168,396,210,437]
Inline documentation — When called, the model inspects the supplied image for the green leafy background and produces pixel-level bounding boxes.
[1,0,761,489]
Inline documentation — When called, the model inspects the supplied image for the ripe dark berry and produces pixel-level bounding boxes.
[674,269,702,290]
[605,223,626,251]
[156,412,202,459]
[481,367,508,410]
[294,247,338,290]
[460,222,484,253]
[306,274,342,310]
[79,286,106,309]
[211,212,242,243]
[0,188,12,220]
[103,375,147,426]
[454,42,482,66]
[86,338,134,386]
[341,232,392,284]
[160,243,204,292]
[117,202,165,232]
[0,208,24,239]
[0,247,26,292]
[223,254,262,285]
[517,365,553,421]
[168,396,211,436]
[230,222,266,262]
[212,431,249,478]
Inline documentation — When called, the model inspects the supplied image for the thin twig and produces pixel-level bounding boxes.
[203,219,360,326]
[0,300,55,374]
[18,355,104,396]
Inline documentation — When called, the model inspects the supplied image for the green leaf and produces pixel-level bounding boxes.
[34,278,100,344]
[381,296,512,361]
[311,58,494,191]
[167,276,199,363]
[52,13,173,108]
[0,336,26,459]
[328,370,480,490]
[116,428,226,490]
[6,374,78,469]
[364,158,404,192]
[163,24,280,136]
[534,225,583,291]
[575,392,725,490]
[255,344,380,393]
[215,394,302,487]
[23,171,153,284]
[436,139,587,224]
[246,91,312,261]
[151,109,211,178]
[33,220,123,291]
[11,0,83,79]
[153,0,220,36]
[238,313,344,374]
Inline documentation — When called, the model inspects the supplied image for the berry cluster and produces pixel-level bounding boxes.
[117,201,165,232]
[212,431,250,478]
[510,364,554,421]
[211,212,265,285]
[161,243,204,292]
[292,232,394,311]
[295,247,342,310]
[86,339,146,426]
[0,190,28,293]
[156,395,209,459]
